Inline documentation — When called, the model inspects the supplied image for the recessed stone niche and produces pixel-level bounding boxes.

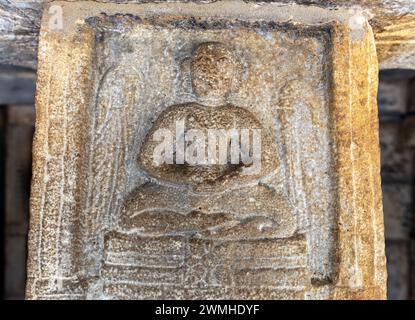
[27,1,386,300]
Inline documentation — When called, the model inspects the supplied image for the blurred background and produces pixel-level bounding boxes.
[0,66,414,300]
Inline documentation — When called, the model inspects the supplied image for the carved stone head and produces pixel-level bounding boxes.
[191,42,241,103]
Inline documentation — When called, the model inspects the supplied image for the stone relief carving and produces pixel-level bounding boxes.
[86,21,334,298]
[27,2,386,300]
[102,42,305,298]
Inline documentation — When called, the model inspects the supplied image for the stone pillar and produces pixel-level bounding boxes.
[26,1,387,299]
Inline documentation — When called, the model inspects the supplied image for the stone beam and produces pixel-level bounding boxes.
[1,1,414,69]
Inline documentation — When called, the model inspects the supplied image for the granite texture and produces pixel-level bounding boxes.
[26,1,386,299]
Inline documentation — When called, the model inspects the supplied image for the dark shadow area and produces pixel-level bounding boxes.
[378,69,415,300]
[0,105,6,300]
[0,65,36,300]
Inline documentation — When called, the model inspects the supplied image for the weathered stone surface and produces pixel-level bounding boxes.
[1,1,415,70]
[373,12,415,70]
[27,1,386,299]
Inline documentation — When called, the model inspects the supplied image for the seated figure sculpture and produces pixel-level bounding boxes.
[103,43,307,299]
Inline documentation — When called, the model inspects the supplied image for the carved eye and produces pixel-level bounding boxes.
[138,103,279,192]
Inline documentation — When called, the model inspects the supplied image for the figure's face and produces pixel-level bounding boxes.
[191,43,240,101]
